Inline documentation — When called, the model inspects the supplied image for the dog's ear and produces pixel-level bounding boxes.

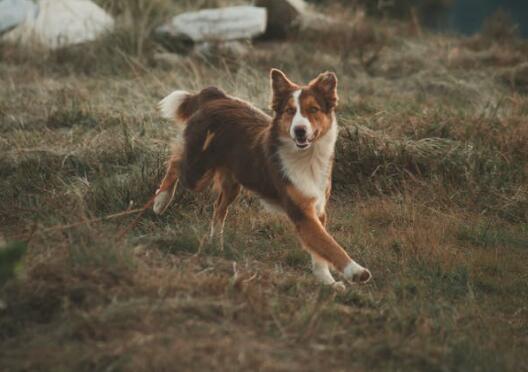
[310,71,338,110]
[270,68,296,112]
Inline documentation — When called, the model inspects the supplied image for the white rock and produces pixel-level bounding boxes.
[153,52,187,67]
[3,0,114,49]
[158,6,267,42]
[193,40,250,59]
[0,0,37,34]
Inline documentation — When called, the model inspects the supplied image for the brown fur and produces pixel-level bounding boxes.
[156,70,371,285]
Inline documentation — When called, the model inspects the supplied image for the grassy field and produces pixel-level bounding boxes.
[1,2,528,371]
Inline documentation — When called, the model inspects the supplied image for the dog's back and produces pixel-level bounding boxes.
[160,87,279,199]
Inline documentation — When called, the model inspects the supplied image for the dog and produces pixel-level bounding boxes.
[153,69,371,290]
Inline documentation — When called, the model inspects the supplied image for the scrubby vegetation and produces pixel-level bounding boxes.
[1,1,527,371]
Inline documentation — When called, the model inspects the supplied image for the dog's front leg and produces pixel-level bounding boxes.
[294,215,371,284]
[310,253,346,291]
[286,187,371,284]
[285,187,371,285]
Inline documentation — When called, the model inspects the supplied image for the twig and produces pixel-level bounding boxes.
[115,196,156,241]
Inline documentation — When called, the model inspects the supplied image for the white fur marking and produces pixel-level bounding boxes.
[209,220,225,250]
[153,190,170,215]
[209,222,216,240]
[290,90,313,140]
[311,254,336,285]
[260,199,284,214]
[159,90,189,121]
[344,261,371,282]
[332,281,346,291]
[279,115,338,215]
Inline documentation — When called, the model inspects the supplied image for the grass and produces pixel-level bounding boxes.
[1,1,528,371]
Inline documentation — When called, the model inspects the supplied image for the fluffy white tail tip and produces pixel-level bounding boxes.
[159,90,189,120]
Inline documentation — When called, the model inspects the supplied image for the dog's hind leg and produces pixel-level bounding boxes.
[209,171,241,250]
[154,142,183,215]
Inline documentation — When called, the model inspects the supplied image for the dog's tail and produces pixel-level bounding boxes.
[158,87,227,125]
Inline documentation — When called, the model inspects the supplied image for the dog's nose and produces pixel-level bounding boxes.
[294,126,307,139]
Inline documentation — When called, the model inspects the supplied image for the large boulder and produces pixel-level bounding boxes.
[3,0,114,49]
[0,0,37,34]
[255,0,306,39]
[157,6,267,43]
[255,0,343,39]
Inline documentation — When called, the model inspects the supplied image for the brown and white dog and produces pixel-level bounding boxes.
[153,69,371,290]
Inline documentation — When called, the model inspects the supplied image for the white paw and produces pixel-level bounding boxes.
[153,190,170,215]
[344,261,372,284]
[331,281,346,292]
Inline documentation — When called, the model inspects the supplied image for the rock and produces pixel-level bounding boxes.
[157,6,267,43]
[153,52,188,67]
[193,40,250,59]
[296,11,341,33]
[0,0,37,34]
[256,0,343,38]
[255,0,306,39]
[3,0,114,49]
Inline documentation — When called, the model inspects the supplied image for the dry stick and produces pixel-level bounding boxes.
[115,196,156,242]
[115,180,182,241]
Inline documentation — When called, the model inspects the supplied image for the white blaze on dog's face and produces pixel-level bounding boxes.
[270,69,338,150]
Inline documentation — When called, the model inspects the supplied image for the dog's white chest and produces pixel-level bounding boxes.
[287,157,329,214]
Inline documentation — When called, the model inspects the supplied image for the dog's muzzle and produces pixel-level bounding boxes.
[293,126,311,149]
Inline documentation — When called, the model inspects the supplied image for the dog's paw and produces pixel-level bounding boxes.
[351,268,372,283]
[153,190,170,215]
[331,281,346,292]
[344,262,372,284]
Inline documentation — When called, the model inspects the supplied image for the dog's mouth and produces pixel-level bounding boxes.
[294,137,312,149]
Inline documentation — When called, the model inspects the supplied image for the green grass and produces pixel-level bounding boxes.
[458,223,528,249]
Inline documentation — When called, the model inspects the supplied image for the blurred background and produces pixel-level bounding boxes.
[337,0,528,37]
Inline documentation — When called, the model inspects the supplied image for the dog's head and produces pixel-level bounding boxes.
[270,69,338,150]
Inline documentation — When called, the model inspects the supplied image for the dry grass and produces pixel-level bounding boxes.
[1,2,528,371]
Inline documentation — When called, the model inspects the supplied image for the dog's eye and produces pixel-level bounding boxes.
[286,108,296,115]
[308,106,320,114]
